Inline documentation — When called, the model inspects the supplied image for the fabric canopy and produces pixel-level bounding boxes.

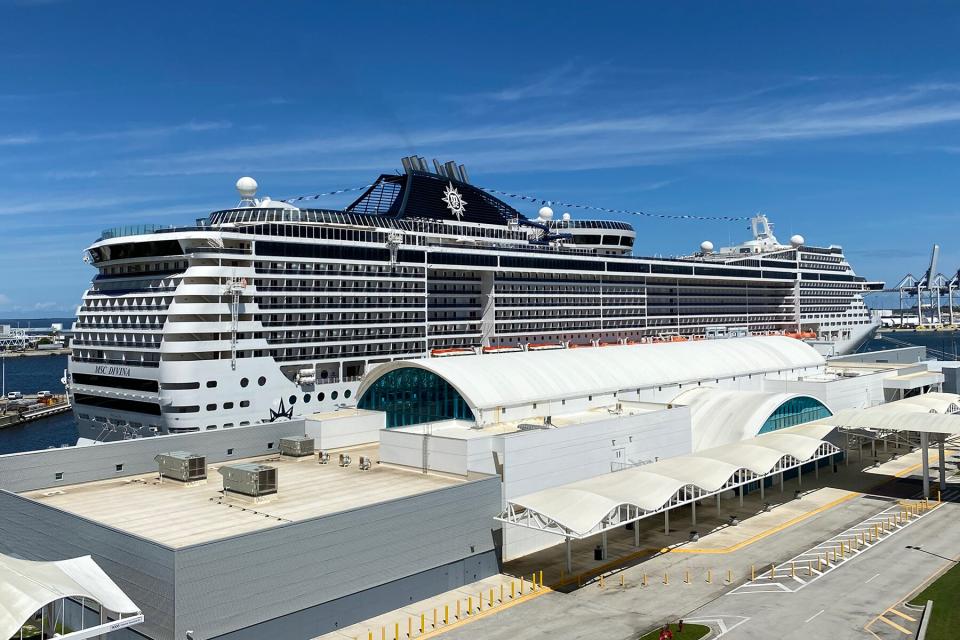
[0,553,139,640]
[810,392,960,434]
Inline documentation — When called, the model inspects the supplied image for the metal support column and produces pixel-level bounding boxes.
[634,519,640,547]
[798,465,802,487]
[939,439,947,492]
[566,536,572,574]
[780,471,785,493]
[664,509,670,535]
[601,530,608,561]
[921,431,931,499]
[760,478,765,501]
[716,493,721,512]
[691,499,697,526]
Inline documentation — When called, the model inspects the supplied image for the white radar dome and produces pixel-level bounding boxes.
[538,206,554,220]
[700,240,714,254]
[236,176,258,198]
[790,234,805,247]
[561,212,571,221]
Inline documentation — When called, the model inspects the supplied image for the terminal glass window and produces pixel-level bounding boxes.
[758,396,831,434]
[358,368,475,428]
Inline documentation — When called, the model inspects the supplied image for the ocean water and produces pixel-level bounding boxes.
[0,329,957,456]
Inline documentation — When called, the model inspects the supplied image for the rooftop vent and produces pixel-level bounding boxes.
[279,436,315,459]
[155,452,207,483]
[218,463,277,498]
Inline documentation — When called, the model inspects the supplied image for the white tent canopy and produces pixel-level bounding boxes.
[359,336,825,419]
[0,553,141,640]
[499,423,838,538]
[811,392,960,434]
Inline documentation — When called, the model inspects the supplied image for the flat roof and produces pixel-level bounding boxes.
[392,402,668,440]
[19,447,464,548]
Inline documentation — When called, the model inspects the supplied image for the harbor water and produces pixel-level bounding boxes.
[0,330,958,456]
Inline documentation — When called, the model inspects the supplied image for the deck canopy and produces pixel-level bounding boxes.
[813,393,960,434]
[498,423,838,539]
[0,553,141,640]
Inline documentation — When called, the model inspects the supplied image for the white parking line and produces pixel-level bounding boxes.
[865,573,880,584]
[805,609,825,623]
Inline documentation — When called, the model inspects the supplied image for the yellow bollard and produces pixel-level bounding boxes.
[599,573,604,588]
[707,569,712,584]
[539,570,544,588]
[531,573,537,591]
[489,588,493,607]
[468,597,472,616]
[511,581,515,599]
[456,600,461,620]
[478,592,483,611]
[408,618,412,638]
[500,584,504,603]
[381,626,385,640]
[840,541,844,558]
[664,572,669,585]
[751,565,755,580]
[808,560,813,577]
[642,572,648,587]
[620,574,625,587]
[444,605,449,625]
[395,622,399,640]
[420,613,425,634]
[938,490,942,504]
[791,562,795,578]
[520,576,524,594]
[368,631,372,640]
[770,563,776,579]
[433,609,437,629]
[685,570,690,584]
[727,569,732,584]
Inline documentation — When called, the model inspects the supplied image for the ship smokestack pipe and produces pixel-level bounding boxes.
[445,161,461,182]
[417,156,429,172]
[458,164,470,183]
[433,158,444,176]
[401,156,413,174]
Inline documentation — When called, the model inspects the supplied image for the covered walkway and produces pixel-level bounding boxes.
[0,553,142,640]
[497,423,840,571]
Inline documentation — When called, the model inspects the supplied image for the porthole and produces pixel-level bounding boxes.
[318,392,325,401]
[240,400,250,408]
[304,394,311,403]
[289,395,297,405]
[344,389,351,399]
[331,391,339,400]
[258,376,266,386]
[240,378,249,388]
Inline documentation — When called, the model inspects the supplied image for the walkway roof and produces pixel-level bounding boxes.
[0,553,140,640]
[498,423,837,538]
[813,392,960,434]
[360,336,825,416]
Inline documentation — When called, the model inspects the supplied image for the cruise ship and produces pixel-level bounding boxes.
[67,157,882,440]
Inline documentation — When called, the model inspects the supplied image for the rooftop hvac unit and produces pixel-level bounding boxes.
[279,436,315,458]
[154,452,206,483]
[358,456,373,471]
[218,464,278,497]
[339,454,352,467]
[318,451,331,465]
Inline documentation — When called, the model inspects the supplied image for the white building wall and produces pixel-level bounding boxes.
[304,410,385,450]
[499,406,691,559]
[778,372,888,412]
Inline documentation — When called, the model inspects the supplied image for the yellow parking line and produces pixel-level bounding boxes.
[886,608,916,622]
[875,615,911,634]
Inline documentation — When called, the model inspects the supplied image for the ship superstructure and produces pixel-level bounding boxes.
[67,157,881,440]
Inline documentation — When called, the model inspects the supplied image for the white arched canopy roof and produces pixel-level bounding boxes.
[359,336,825,418]
[671,387,832,450]
[0,553,140,640]
[499,423,839,538]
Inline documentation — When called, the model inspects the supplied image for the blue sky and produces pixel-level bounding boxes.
[2,1,959,317]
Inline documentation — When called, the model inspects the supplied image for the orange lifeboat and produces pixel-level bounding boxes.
[430,347,475,357]
[801,330,818,339]
[785,332,803,339]
[669,335,689,342]
[482,345,523,354]
[598,340,620,347]
[527,342,566,351]
[568,341,594,349]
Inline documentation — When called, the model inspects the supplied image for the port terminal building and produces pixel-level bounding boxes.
[0,337,952,640]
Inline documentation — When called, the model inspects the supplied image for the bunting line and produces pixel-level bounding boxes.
[479,187,751,222]
[280,184,373,203]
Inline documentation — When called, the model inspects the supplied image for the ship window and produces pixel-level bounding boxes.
[206,404,216,411]
[258,376,267,386]
[304,394,311,403]
[240,400,250,407]
[241,378,249,388]
[344,389,351,399]
[207,380,217,388]
[223,402,234,409]
[331,391,339,400]
[288,395,297,405]
[318,392,325,401]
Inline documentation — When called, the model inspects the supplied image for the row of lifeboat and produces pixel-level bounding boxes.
[429,329,819,357]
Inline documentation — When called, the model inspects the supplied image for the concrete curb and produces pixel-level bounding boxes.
[916,600,933,640]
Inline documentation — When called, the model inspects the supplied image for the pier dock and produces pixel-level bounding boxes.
[0,395,71,429]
